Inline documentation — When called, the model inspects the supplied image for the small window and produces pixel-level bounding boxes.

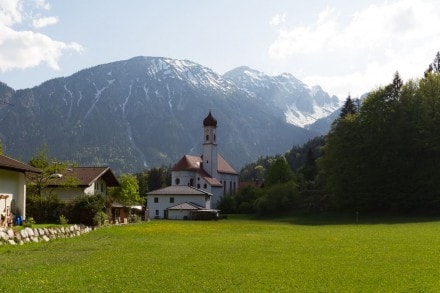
[175,178,180,185]
[189,179,194,186]
[214,134,216,141]
[206,135,209,141]
[170,197,174,203]
[197,177,200,181]
[203,183,207,189]
[155,210,159,216]
[197,184,200,189]
[154,197,158,203]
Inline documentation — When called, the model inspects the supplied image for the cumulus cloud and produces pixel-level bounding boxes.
[269,13,286,27]
[32,16,58,28]
[268,0,440,98]
[0,0,83,72]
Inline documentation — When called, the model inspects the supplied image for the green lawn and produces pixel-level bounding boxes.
[1,215,440,292]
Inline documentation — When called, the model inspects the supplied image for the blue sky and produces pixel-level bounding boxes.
[0,0,439,98]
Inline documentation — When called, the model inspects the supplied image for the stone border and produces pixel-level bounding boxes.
[0,225,93,246]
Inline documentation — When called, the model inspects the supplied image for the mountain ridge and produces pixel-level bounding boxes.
[0,56,340,173]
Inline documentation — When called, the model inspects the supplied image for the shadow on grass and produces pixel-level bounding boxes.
[227,212,440,226]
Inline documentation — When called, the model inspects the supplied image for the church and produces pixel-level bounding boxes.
[146,111,238,219]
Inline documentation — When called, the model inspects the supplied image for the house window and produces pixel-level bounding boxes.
[170,197,174,203]
[197,184,200,189]
[203,183,207,189]
[155,210,159,216]
[206,134,209,141]
[197,177,200,181]
[154,197,158,203]
[189,179,194,186]
[101,182,104,193]
[175,178,180,185]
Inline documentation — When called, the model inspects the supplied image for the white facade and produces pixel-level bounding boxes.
[0,169,27,220]
[147,193,210,219]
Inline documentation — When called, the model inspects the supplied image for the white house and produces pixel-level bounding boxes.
[147,111,238,219]
[0,154,41,225]
[146,185,213,220]
[46,166,120,201]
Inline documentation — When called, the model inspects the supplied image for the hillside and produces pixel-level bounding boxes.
[0,56,340,173]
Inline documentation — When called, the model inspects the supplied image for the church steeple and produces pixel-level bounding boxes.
[202,111,218,178]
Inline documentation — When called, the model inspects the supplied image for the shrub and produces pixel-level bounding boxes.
[93,211,108,226]
[59,214,69,225]
[23,217,36,227]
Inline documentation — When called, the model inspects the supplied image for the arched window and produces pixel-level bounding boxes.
[189,179,194,186]
[206,135,209,141]
[175,178,180,185]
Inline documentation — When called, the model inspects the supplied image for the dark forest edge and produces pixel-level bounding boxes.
[222,52,440,217]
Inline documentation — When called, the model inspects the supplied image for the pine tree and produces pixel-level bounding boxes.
[339,95,358,118]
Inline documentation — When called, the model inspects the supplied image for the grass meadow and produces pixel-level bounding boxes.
[2,215,440,292]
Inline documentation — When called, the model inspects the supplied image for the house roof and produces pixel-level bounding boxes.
[217,154,238,175]
[196,168,223,187]
[0,154,41,174]
[48,166,120,187]
[166,202,206,210]
[147,185,212,196]
[172,154,237,175]
[172,155,202,171]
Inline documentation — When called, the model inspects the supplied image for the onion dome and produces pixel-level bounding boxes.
[203,111,217,127]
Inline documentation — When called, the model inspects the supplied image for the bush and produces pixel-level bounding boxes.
[129,214,140,223]
[63,195,105,226]
[23,217,36,227]
[93,211,108,226]
[59,214,69,225]
[255,181,299,215]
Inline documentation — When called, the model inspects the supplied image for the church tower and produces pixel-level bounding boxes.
[202,111,218,178]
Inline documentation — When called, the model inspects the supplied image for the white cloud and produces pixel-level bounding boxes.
[269,13,286,27]
[32,16,58,28]
[0,0,83,72]
[0,0,23,26]
[268,0,440,98]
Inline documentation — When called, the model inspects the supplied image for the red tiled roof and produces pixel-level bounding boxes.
[196,169,223,187]
[0,154,41,173]
[47,166,120,187]
[217,154,238,175]
[172,155,202,171]
[173,154,237,175]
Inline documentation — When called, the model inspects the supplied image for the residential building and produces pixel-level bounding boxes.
[0,154,41,225]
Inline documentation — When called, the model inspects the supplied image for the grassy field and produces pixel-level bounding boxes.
[1,215,440,292]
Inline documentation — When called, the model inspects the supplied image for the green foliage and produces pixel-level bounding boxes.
[93,211,108,226]
[264,156,295,187]
[339,95,360,118]
[64,195,105,226]
[27,146,79,217]
[255,181,299,214]
[58,215,69,225]
[320,60,440,212]
[23,217,36,227]
[108,173,141,206]
[147,166,171,191]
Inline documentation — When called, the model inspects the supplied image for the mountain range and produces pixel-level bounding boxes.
[0,56,340,173]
